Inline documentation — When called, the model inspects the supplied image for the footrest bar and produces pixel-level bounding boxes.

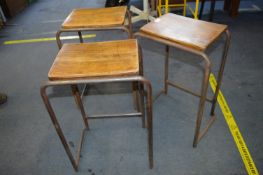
[80,84,88,99]
[88,112,142,119]
[167,81,213,102]
[153,90,165,102]
[197,115,216,143]
[75,128,88,168]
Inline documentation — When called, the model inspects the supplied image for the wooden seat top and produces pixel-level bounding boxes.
[62,6,127,29]
[48,39,139,80]
[140,13,227,51]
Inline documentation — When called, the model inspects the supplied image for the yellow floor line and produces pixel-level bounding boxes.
[3,34,96,45]
[209,74,259,175]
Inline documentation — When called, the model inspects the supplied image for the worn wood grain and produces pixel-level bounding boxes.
[62,6,127,29]
[48,39,139,80]
[140,13,227,51]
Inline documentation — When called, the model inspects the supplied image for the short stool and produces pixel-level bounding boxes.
[40,39,153,171]
[135,13,230,147]
[56,6,132,48]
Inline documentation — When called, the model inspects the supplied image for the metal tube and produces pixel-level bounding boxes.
[56,30,63,49]
[78,31,83,43]
[88,112,142,119]
[139,45,146,128]
[193,53,211,147]
[210,29,231,116]
[71,85,89,129]
[164,45,170,94]
[166,81,213,102]
[209,0,216,21]
[144,78,153,168]
[75,128,88,166]
[196,115,216,142]
[40,86,78,171]
[199,0,205,19]
[126,9,133,38]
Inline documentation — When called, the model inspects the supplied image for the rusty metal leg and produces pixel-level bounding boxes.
[139,78,153,169]
[210,30,231,116]
[139,82,146,128]
[40,85,79,171]
[139,45,146,128]
[56,30,63,49]
[78,31,84,43]
[71,85,81,109]
[132,82,140,112]
[138,45,146,128]
[164,45,170,94]
[193,56,211,147]
[71,85,89,129]
[126,9,133,38]
[199,0,205,19]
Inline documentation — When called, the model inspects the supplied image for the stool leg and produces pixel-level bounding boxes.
[78,31,84,43]
[193,57,211,147]
[138,45,146,128]
[56,30,63,49]
[41,85,79,171]
[164,45,170,94]
[140,78,153,168]
[199,0,205,19]
[71,85,89,129]
[139,82,146,128]
[208,0,216,21]
[210,30,231,116]
[132,82,140,112]
[128,8,138,113]
[126,10,133,38]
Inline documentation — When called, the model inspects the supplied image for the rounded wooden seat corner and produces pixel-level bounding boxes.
[62,6,128,29]
[48,39,139,80]
[140,13,228,51]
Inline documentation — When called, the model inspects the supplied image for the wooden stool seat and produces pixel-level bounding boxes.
[140,13,227,51]
[62,6,127,29]
[49,39,139,80]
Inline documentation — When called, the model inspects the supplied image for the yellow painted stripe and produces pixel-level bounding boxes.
[3,34,96,45]
[209,74,259,175]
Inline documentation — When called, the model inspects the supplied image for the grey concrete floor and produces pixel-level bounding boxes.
[0,0,263,174]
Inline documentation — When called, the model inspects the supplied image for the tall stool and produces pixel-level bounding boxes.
[56,6,132,49]
[135,13,230,147]
[40,39,153,171]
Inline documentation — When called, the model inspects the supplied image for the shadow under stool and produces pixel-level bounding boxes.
[135,13,230,147]
[40,39,153,171]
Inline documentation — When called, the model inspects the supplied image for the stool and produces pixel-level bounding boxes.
[40,39,153,171]
[135,13,230,147]
[56,6,132,49]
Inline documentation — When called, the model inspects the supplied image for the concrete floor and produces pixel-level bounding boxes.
[0,0,262,174]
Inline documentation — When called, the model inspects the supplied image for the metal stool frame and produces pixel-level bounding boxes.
[40,45,153,171]
[135,29,230,147]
